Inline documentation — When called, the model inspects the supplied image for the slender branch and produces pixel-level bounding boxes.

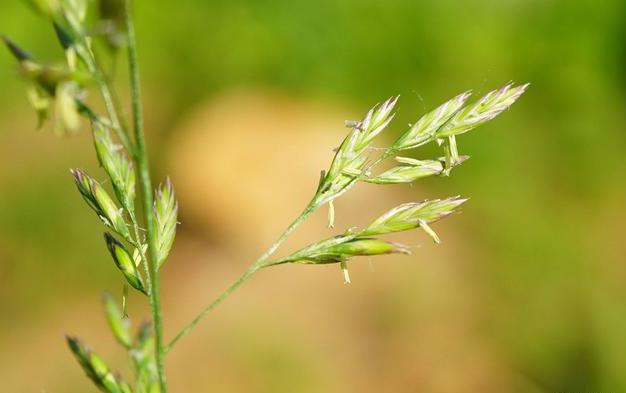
[257,202,317,263]
[74,44,134,153]
[166,201,317,351]
[125,2,168,392]
[165,265,259,352]
[96,49,132,144]
[94,65,133,152]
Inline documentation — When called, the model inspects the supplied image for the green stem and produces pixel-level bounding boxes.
[74,44,134,153]
[257,202,316,263]
[125,2,167,392]
[166,202,317,351]
[94,63,133,152]
[164,265,259,352]
[129,212,152,296]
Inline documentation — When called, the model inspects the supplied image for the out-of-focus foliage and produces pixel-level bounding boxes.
[1,0,625,392]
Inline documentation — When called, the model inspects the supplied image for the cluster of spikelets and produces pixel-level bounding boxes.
[4,1,174,391]
[263,82,528,282]
[67,293,159,393]
[4,0,528,391]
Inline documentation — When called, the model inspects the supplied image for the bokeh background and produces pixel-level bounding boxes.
[1,0,626,392]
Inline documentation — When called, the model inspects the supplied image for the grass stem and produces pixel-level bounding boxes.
[125,2,168,392]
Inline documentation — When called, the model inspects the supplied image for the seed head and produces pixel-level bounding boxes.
[93,123,136,213]
[154,178,178,267]
[131,321,159,393]
[104,232,146,295]
[366,155,469,184]
[391,91,471,152]
[66,336,133,393]
[71,169,131,240]
[325,238,411,259]
[272,235,410,266]
[436,83,529,138]
[314,97,398,207]
[354,95,399,151]
[3,36,89,133]
[360,196,468,239]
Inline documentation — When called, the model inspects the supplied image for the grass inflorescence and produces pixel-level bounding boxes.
[4,0,528,391]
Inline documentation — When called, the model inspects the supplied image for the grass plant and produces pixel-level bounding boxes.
[3,1,527,391]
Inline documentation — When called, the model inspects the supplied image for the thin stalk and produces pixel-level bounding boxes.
[125,2,167,393]
[129,211,152,296]
[93,65,133,152]
[257,202,316,263]
[58,12,133,151]
[165,265,259,352]
[166,202,317,351]
[75,44,134,153]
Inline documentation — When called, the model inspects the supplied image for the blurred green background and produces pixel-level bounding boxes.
[1,0,626,392]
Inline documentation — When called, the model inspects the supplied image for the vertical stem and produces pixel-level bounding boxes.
[125,2,167,392]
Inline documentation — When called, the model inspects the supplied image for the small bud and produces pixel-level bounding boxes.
[104,233,146,295]
[102,292,132,348]
[154,178,178,267]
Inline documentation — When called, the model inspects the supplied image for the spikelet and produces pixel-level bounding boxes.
[154,178,178,267]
